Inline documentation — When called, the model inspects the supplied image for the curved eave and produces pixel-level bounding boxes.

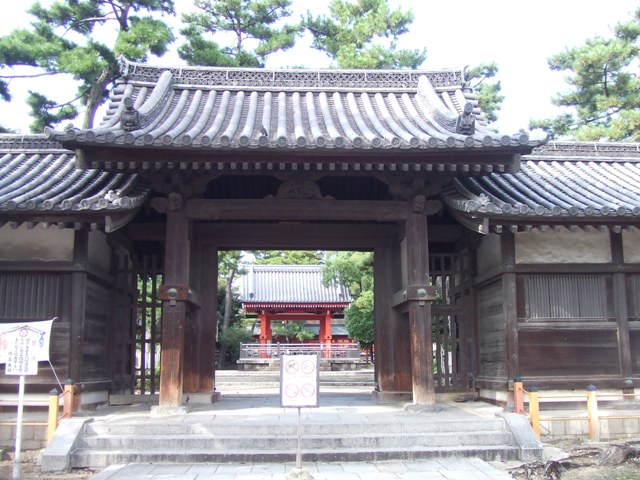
[0,135,148,217]
[444,144,640,231]
[242,303,351,310]
[45,63,543,158]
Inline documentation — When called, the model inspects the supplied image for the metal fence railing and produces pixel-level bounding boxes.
[239,343,361,360]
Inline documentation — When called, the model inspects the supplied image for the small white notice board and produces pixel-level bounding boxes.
[280,354,319,408]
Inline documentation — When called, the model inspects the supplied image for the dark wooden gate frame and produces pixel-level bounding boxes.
[142,195,472,407]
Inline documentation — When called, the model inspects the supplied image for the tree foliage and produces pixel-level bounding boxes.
[271,321,315,343]
[465,62,504,123]
[0,0,175,131]
[530,8,640,140]
[323,251,374,353]
[178,0,301,67]
[322,251,372,299]
[305,0,426,69]
[251,250,324,265]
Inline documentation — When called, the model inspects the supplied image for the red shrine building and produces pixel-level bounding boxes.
[0,59,639,410]
[239,264,352,346]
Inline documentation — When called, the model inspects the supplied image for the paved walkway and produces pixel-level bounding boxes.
[91,458,514,479]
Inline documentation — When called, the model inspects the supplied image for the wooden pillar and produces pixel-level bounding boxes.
[611,232,632,378]
[501,232,519,385]
[405,202,435,405]
[183,243,217,394]
[259,313,269,345]
[322,311,333,344]
[374,244,411,396]
[159,193,191,407]
[69,229,89,383]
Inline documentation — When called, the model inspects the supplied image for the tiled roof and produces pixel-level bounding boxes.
[0,135,147,225]
[44,59,544,157]
[442,141,640,231]
[239,264,352,306]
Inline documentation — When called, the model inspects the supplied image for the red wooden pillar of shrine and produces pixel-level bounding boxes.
[158,193,191,408]
[321,311,333,344]
[259,313,272,345]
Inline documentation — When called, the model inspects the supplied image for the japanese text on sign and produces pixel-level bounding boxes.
[0,319,55,376]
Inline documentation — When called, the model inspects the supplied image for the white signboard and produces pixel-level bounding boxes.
[280,354,319,408]
[0,319,55,375]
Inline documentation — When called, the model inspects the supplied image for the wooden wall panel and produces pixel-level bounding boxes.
[520,329,619,377]
[476,280,507,379]
[629,330,640,375]
[82,278,111,382]
[0,272,70,388]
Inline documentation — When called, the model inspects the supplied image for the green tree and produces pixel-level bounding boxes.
[530,8,640,140]
[251,250,324,265]
[218,323,254,364]
[343,290,374,361]
[216,250,247,366]
[0,0,175,131]
[322,251,374,359]
[322,251,373,299]
[271,321,315,343]
[304,0,426,69]
[178,0,301,67]
[465,62,504,123]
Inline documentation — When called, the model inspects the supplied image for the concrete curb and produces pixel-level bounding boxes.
[41,417,93,472]
[499,412,543,462]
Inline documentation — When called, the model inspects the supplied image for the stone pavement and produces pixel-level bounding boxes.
[90,457,514,479]
[81,387,519,480]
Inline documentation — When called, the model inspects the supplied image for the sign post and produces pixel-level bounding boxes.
[281,354,319,479]
[0,319,56,480]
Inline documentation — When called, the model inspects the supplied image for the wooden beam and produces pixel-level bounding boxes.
[127,222,463,248]
[185,199,409,222]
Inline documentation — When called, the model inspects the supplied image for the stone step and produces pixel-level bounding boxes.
[78,430,513,450]
[71,445,520,469]
[83,418,506,437]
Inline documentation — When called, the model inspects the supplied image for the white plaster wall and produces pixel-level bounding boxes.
[0,224,74,261]
[88,230,111,271]
[515,228,611,263]
[476,233,502,274]
[622,229,640,263]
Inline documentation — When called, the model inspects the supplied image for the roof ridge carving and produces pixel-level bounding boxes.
[0,134,67,152]
[119,58,465,91]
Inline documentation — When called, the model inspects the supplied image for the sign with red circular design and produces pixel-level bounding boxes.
[280,354,319,408]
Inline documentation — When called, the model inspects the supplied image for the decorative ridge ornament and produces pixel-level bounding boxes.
[456,103,476,135]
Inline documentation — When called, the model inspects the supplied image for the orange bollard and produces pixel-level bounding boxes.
[587,384,600,442]
[47,389,59,443]
[514,377,525,414]
[529,386,540,438]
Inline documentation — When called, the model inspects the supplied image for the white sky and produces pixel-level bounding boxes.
[0,0,637,133]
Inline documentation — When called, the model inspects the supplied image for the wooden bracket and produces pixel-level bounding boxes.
[391,285,437,308]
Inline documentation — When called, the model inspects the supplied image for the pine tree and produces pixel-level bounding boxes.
[530,8,640,140]
[304,0,426,69]
[0,0,175,131]
[178,0,302,67]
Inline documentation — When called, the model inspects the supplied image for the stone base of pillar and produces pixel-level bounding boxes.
[371,390,412,404]
[150,405,192,415]
[184,391,221,404]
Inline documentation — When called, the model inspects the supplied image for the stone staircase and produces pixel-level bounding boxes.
[65,401,530,469]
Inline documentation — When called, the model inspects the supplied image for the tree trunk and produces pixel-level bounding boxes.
[83,67,113,129]
[216,267,237,366]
